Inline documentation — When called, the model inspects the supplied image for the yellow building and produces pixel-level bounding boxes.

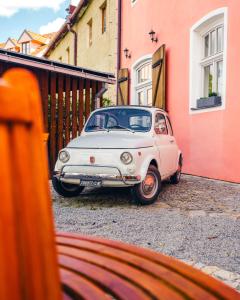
[44,0,118,103]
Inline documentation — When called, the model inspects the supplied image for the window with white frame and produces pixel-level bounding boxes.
[202,25,224,97]
[22,42,30,54]
[134,60,152,106]
[189,8,227,112]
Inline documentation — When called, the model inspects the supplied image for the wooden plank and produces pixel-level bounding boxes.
[65,76,71,145]
[71,77,77,139]
[0,69,61,300]
[152,44,166,109]
[57,232,239,300]
[32,69,49,132]
[0,62,6,77]
[58,246,184,300]
[98,81,103,108]
[0,124,22,300]
[78,79,84,133]
[59,255,151,300]
[57,238,216,300]
[41,71,49,132]
[91,81,97,112]
[85,80,91,120]
[60,268,111,300]
[57,74,64,151]
[50,73,57,171]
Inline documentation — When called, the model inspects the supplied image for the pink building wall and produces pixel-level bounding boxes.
[120,0,240,183]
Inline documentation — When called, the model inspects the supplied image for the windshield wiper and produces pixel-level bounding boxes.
[107,125,135,133]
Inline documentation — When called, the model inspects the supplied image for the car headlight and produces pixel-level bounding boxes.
[120,152,133,165]
[59,150,70,163]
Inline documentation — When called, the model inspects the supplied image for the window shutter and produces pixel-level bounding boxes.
[152,44,166,109]
[117,68,129,105]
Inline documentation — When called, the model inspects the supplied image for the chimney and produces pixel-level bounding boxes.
[66,4,76,16]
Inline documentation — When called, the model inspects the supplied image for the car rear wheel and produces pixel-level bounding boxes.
[52,176,84,197]
[131,165,161,205]
[170,156,182,184]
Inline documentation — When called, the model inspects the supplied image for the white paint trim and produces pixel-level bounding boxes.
[189,7,228,115]
[130,54,152,104]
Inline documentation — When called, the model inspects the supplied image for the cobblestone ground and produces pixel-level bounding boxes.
[52,175,240,291]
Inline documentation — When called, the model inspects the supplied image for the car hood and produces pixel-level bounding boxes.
[67,132,154,149]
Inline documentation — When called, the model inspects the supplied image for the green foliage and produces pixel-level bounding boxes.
[208,92,218,97]
[102,97,112,107]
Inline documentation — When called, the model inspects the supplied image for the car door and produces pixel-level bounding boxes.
[154,113,173,177]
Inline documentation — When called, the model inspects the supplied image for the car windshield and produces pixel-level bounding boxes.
[85,108,152,132]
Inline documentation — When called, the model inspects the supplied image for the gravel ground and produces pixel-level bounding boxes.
[52,174,240,288]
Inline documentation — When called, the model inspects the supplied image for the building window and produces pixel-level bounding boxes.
[202,25,224,97]
[101,2,107,34]
[189,8,227,113]
[132,57,152,106]
[22,42,30,54]
[88,19,93,47]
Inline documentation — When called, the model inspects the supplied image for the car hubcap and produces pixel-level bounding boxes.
[141,171,158,199]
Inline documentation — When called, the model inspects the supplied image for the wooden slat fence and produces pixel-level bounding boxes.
[42,73,103,171]
[0,64,104,172]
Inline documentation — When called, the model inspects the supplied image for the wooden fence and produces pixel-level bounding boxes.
[38,71,104,171]
[0,50,115,171]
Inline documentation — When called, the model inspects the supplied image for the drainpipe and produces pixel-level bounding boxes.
[116,0,122,104]
[66,19,78,66]
[95,83,108,109]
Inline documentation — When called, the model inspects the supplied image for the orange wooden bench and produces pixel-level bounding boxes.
[0,68,239,300]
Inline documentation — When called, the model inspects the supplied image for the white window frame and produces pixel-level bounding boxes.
[131,54,152,105]
[189,7,228,114]
[22,42,30,54]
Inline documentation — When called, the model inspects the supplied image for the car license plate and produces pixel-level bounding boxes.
[80,180,102,187]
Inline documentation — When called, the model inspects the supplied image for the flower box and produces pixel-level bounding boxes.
[196,96,222,109]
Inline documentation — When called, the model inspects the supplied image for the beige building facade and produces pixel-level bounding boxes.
[45,0,118,103]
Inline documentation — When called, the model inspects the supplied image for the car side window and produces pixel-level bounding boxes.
[155,113,168,135]
[166,116,173,136]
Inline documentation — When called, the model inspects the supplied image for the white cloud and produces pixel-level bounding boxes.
[71,0,80,6]
[39,17,65,34]
[0,0,66,17]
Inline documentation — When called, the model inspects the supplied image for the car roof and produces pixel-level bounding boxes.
[94,105,167,114]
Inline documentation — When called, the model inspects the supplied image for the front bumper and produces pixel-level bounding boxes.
[54,164,141,187]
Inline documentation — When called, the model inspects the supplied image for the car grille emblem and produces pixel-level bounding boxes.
[90,156,95,164]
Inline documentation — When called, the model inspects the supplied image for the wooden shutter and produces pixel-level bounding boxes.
[117,68,129,105]
[152,44,166,109]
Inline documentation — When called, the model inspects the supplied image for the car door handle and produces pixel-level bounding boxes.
[170,140,175,143]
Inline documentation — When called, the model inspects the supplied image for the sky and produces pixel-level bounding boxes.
[0,0,80,42]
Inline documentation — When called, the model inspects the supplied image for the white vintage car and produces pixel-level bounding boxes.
[53,106,182,205]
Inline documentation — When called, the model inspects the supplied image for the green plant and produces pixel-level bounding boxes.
[102,97,112,107]
[208,92,218,97]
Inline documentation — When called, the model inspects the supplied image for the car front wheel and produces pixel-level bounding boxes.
[52,176,84,197]
[131,165,161,205]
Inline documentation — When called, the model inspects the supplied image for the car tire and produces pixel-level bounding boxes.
[52,176,84,197]
[131,165,161,205]
[170,156,182,184]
